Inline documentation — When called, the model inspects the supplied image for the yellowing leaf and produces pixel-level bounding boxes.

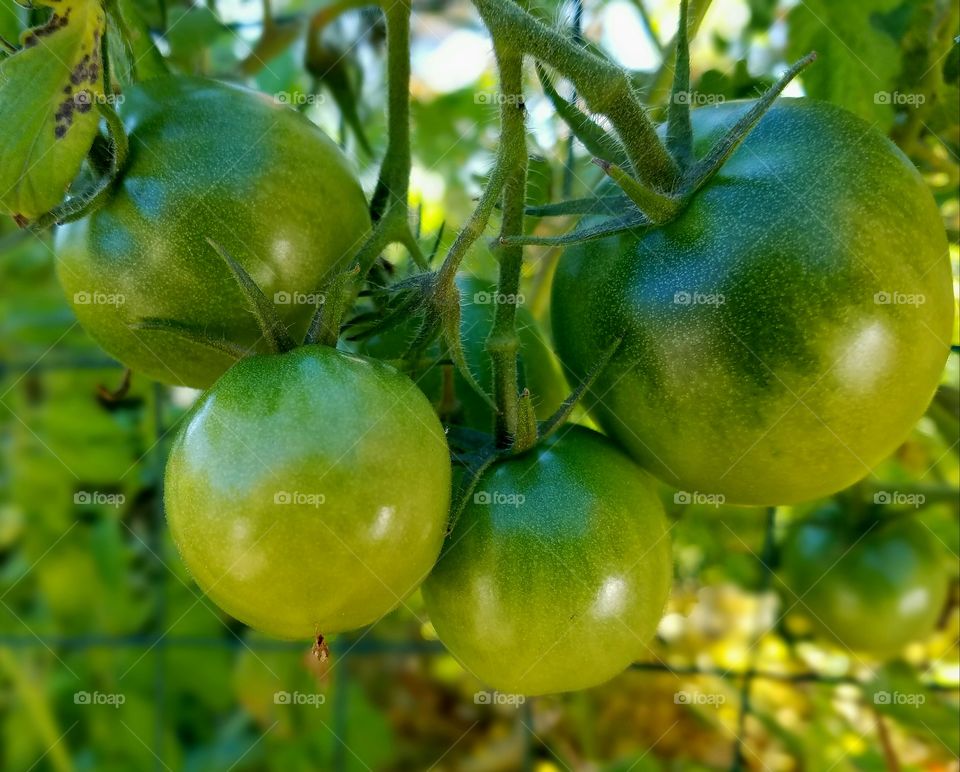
[0,0,106,224]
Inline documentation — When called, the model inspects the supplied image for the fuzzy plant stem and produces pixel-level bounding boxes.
[485,45,528,447]
[355,0,427,276]
[471,0,679,191]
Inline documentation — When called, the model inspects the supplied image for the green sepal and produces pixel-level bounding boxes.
[502,209,651,247]
[205,237,298,354]
[525,192,630,217]
[131,318,252,360]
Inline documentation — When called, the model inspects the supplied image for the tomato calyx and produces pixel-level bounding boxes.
[505,0,817,249]
[444,335,622,534]
[362,268,499,416]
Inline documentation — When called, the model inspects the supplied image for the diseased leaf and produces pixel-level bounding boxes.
[0,0,106,223]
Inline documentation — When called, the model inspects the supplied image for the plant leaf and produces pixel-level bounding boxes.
[0,0,107,223]
[787,0,902,131]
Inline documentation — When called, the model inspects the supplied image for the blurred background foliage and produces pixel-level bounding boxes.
[0,0,958,768]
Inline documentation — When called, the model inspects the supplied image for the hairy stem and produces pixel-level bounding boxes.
[485,45,527,446]
[369,0,412,222]
[354,0,429,276]
[436,160,509,285]
[471,0,678,189]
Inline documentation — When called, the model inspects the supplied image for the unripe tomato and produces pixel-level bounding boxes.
[778,511,949,655]
[56,76,371,388]
[552,100,953,506]
[164,346,451,639]
[423,427,673,695]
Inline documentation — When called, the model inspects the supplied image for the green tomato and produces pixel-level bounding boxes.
[552,100,954,506]
[363,275,567,431]
[164,345,451,639]
[778,511,949,655]
[56,76,371,388]
[423,427,672,695]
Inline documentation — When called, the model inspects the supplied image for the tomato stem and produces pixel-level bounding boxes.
[369,0,413,225]
[512,389,538,452]
[593,158,681,224]
[485,43,528,447]
[354,0,427,278]
[472,0,679,190]
[535,63,626,165]
[305,266,360,348]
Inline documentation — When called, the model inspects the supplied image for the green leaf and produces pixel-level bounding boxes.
[867,662,960,755]
[0,0,107,223]
[787,0,903,131]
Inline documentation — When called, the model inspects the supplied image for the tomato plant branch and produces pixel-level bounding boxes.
[354,0,427,276]
[485,45,528,446]
[471,0,679,191]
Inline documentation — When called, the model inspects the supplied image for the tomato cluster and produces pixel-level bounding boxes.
[8,17,949,694]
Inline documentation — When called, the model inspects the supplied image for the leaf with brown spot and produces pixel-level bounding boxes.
[0,0,106,223]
